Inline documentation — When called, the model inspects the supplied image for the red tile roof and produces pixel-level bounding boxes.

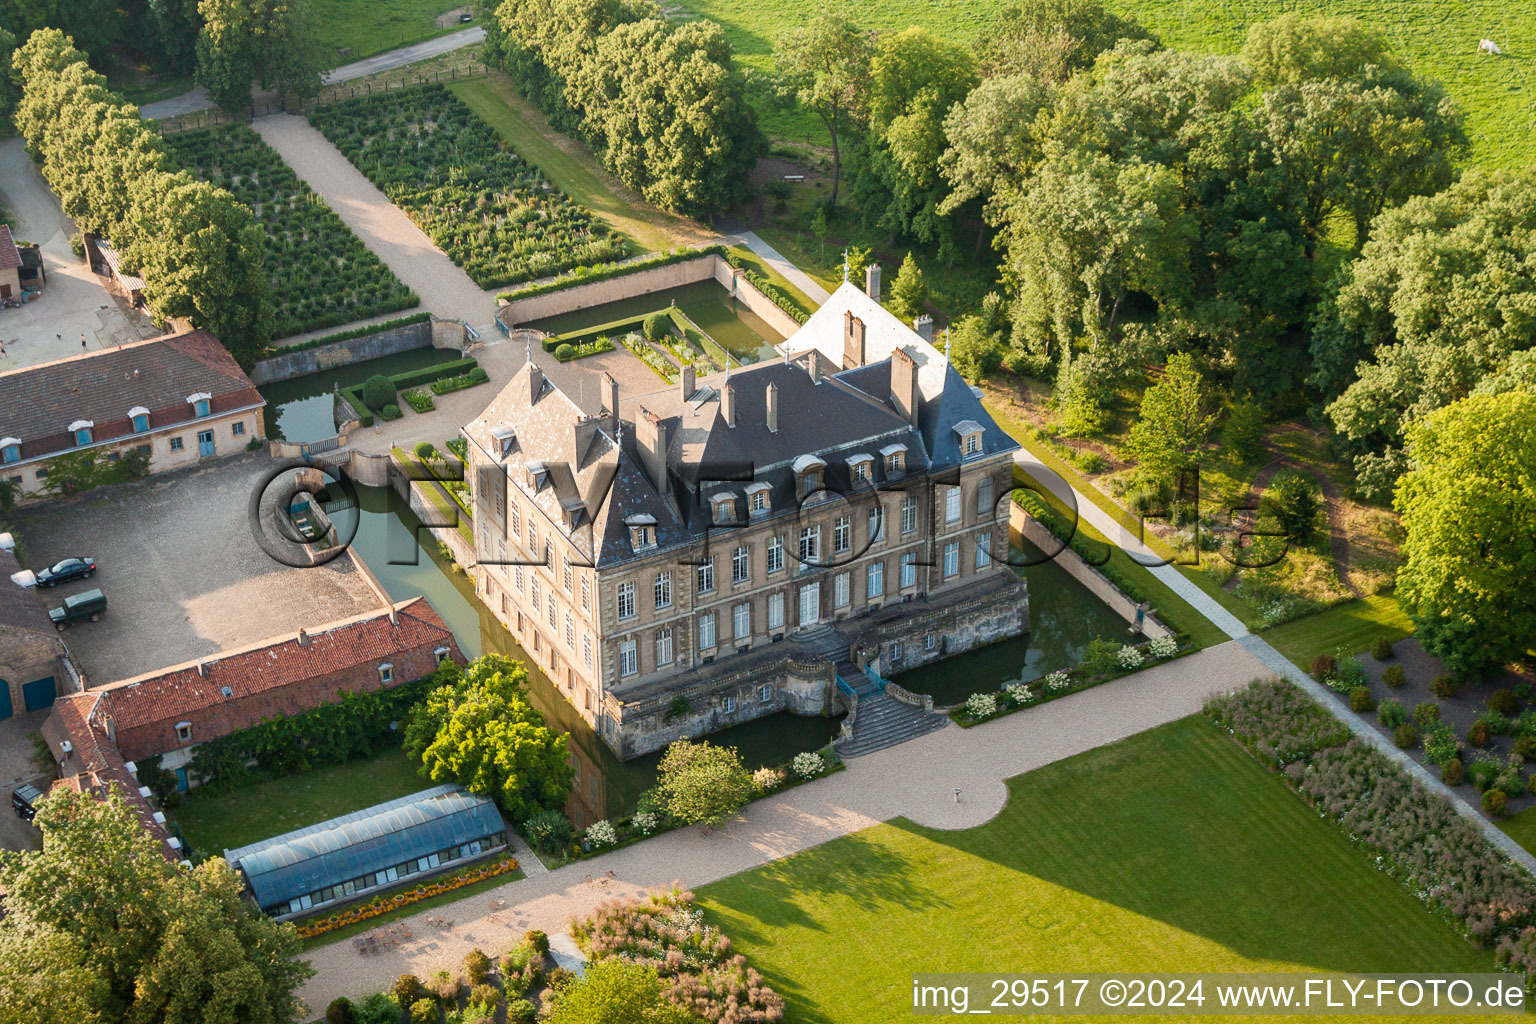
[0,226,20,271]
[96,597,457,732]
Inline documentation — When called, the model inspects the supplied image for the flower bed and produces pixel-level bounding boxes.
[401,388,435,413]
[294,855,519,939]
[621,332,677,382]
[1205,677,1352,769]
[310,84,629,289]
[950,635,1195,727]
[339,357,481,418]
[164,124,417,337]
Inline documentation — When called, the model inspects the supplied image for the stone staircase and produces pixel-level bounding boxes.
[836,690,949,758]
[791,622,844,661]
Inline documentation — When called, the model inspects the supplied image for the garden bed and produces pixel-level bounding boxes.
[163,124,417,338]
[544,306,729,370]
[309,84,630,289]
[294,855,521,941]
[340,356,483,425]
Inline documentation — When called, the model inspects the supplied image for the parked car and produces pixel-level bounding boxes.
[459,11,473,21]
[11,783,42,822]
[36,556,96,587]
[49,588,106,630]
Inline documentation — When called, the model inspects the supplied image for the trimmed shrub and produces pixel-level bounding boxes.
[1432,674,1459,699]
[1468,720,1492,748]
[1483,789,1509,815]
[1349,686,1375,713]
[463,948,491,986]
[1376,698,1407,729]
[521,809,573,855]
[1484,709,1512,735]
[413,441,436,460]
[1310,654,1337,683]
[393,974,425,1008]
[1382,665,1406,688]
[469,366,489,383]
[1413,701,1440,727]
[1371,636,1394,660]
[325,996,354,1024]
[1393,722,1420,749]
[555,342,576,360]
[1516,735,1536,760]
[362,374,396,410]
[380,403,402,420]
[643,311,669,341]
[469,983,501,1010]
[1468,756,1501,792]
[1423,723,1460,766]
[1443,758,1464,785]
[1491,689,1519,717]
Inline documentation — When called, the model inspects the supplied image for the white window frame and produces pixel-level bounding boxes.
[768,591,785,630]
[833,515,851,553]
[697,557,715,594]
[944,540,961,578]
[976,531,991,568]
[732,544,750,584]
[945,487,962,524]
[833,572,850,609]
[759,684,773,703]
[378,663,394,684]
[868,504,885,544]
[698,611,716,650]
[656,627,674,666]
[581,574,591,612]
[617,581,636,620]
[723,695,737,714]
[866,561,884,600]
[798,525,820,564]
[733,602,751,640]
[766,535,784,573]
[619,639,638,676]
[655,571,672,609]
[901,495,919,534]
[583,633,593,667]
[900,551,917,589]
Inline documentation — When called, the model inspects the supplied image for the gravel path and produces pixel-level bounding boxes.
[252,114,502,332]
[296,640,1271,1011]
[724,230,832,304]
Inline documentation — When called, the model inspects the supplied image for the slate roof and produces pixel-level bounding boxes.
[0,329,262,462]
[0,226,20,271]
[0,547,56,634]
[781,281,950,400]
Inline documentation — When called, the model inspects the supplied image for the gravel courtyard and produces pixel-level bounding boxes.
[16,453,387,685]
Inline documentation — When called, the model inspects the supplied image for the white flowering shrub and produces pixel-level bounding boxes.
[585,819,618,848]
[1149,635,1178,659]
[1117,645,1145,669]
[1043,671,1070,694]
[1005,683,1034,706]
[632,810,660,835]
[965,692,999,718]
[752,766,784,793]
[791,751,825,779]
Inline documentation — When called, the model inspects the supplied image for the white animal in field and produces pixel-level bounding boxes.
[1479,39,1502,55]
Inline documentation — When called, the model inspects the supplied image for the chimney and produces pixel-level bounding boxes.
[297,628,309,646]
[636,407,669,490]
[604,372,619,436]
[865,263,881,301]
[571,414,601,470]
[527,361,545,405]
[196,660,207,677]
[680,364,696,401]
[388,604,399,627]
[843,311,866,370]
[722,384,736,427]
[103,715,116,743]
[913,314,933,343]
[766,381,778,433]
[891,346,920,426]
[809,353,821,384]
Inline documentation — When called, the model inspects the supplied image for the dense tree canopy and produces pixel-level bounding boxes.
[1125,352,1216,476]
[775,6,872,209]
[0,790,311,1024]
[1394,393,1536,675]
[655,739,751,828]
[549,961,697,1024]
[404,655,574,823]
[195,0,323,112]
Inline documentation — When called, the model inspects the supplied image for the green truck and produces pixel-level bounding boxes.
[49,588,106,630]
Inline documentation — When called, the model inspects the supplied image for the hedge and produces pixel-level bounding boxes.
[497,245,722,303]
[260,311,431,359]
[340,357,480,419]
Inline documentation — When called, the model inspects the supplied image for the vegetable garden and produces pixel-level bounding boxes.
[163,124,417,339]
[308,84,631,289]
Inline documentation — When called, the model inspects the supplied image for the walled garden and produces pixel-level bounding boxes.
[309,84,631,289]
[163,124,418,339]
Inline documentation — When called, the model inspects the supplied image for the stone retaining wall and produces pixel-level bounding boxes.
[250,318,463,385]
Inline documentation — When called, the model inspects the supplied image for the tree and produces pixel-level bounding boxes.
[0,789,310,1023]
[1260,470,1321,545]
[947,313,1005,380]
[888,252,927,321]
[809,204,828,258]
[938,74,1051,221]
[1124,352,1215,475]
[775,6,872,209]
[0,0,124,67]
[655,739,751,828]
[976,0,1152,83]
[196,0,323,112]
[549,961,695,1024]
[1394,393,1536,675]
[404,655,574,823]
[150,0,205,73]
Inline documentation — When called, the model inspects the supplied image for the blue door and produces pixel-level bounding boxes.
[198,430,215,457]
[175,767,189,793]
[22,676,55,712]
[0,681,12,721]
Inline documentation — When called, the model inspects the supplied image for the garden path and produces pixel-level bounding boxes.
[1011,451,1536,875]
[721,230,832,304]
[251,114,503,334]
[297,640,1271,1011]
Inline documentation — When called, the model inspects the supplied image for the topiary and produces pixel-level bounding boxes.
[1393,722,1420,749]
[1442,758,1464,786]
[469,366,489,383]
[643,311,669,341]
[1348,686,1375,713]
[1382,665,1406,688]
[1432,674,1459,699]
[1310,654,1337,683]
[414,441,437,461]
[555,342,576,360]
[1413,701,1440,727]
[1491,689,1519,717]
[1370,636,1394,660]
[362,374,396,410]
[1483,789,1509,816]
[325,996,355,1024]
[1468,720,1492,748]
[381,403,402,421]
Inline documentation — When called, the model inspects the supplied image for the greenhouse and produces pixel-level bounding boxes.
[224,784,507,918]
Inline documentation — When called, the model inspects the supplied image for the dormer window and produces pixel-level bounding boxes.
[69,420,94,446]
[378,663,394,684]
[792,454,826,498]
[175,721,192,743]
[561,497,587,529]
[187,392,212,417]
[0,438,19,464]
[625,514,658,551]
[745,481,771,516]
[880,443,907,477]
[526,461,549,492]
[846,453,874,485]
[492,426,518,459]
[710,492,737,525]
[953,419,985,458]
[129,406,150,432]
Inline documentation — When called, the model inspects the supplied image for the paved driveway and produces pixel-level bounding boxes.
[16,454,386,685]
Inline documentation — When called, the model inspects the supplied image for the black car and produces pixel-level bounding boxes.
[36,557,96,587]
[12,783,42,822]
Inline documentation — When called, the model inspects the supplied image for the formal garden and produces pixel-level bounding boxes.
[163,124,418,338]
[309,84,631,289]
[340,357,488,426]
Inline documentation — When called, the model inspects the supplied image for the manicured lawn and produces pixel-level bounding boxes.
[677,0,1535,170]
[311,0,465,63]
[1261,595,1415,671]
[698,716,1494,1024]
[1499,805,1536,858]
[173,747,429,856]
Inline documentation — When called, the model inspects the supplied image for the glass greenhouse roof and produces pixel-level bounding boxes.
[224,784,505,908]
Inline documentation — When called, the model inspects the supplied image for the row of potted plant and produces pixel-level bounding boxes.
[294,855,520,940]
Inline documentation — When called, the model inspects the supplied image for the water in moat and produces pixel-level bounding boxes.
[892,539,1131,706]
[336,485,841,824]
[258,348,453,443]
[521,280,783,366]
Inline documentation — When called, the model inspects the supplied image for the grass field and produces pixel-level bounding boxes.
[1261,594,1415,670]
[1499,804,1536,858]
[698,716,1494,1024]
[173,747,428,856]
[311,0,468,64]
[675,0,1536,169]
